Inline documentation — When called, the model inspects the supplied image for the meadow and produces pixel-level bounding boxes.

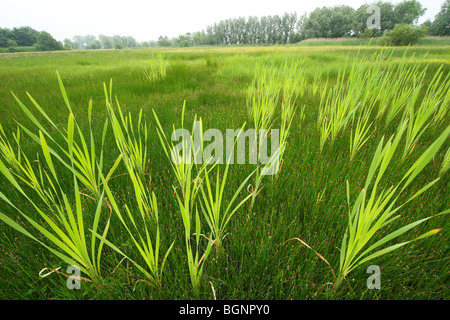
[0,43,448,300]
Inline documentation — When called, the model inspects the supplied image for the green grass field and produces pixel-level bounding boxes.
[0,44,448,300]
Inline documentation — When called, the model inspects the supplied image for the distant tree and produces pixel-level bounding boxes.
[83,35,98,48]
[7,39,18,47]
[359,28,374,38]
[205,25,217,45]
[302,6,356,39]
[157,35,172,46]
[99,34,114,49]
[421,19,432,28]
[63,38,77,49]
[378,23,428,46]
[330,5,357,37]
[192,31,207,46]
[12,26,40,46]
[430,0,450,36]
[281,12,298,43]
[374,1,396,35]
[35,31,63,51]
[393,0,426,25]
[125,36,138,47]
[0,28,13,47]
[174,33,193,47]
[72,35,86,49]
[86,40,101,49]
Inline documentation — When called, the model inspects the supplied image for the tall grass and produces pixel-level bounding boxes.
[247,59,305,208]
[144,53,167,82]
[9,72,115,200]
[335,122,450,288]
[153,103,212,295]
[246,60,280,135]
[104,79,149,180]
[402,65,449,160]
[199,145,255,255]
[0,76,122,282]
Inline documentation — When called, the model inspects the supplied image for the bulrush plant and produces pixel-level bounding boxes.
[0,114,113,284]
[144,52,167,82]
[104,80,149,181]
[402,65,450,160]
[152,103,212,295]
[153,101,206,202]
[334,122,450,289]
[349,102,374,161]
[247,59,304,208]
[380,59,425,128]
[199,134,256,256]
[94,166,175,289]
[246,60,280,136]
[0,127,59,211]
[0,73,123,284]
[317,50,429,154]
[278,59,307,176]
[87,81,175,289]
[0,124,21,173]
[10,71,115,201]
[317,55,368,152]
[440,147,450,176]
[432,78,449,127]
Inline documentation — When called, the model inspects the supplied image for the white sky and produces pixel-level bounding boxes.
[0,0,444,42]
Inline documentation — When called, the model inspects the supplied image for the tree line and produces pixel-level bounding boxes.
[1,0,448,52]
[0,27,152,52]
[158,0,449,47]
[0,26,64,52]
[62,35,157,50]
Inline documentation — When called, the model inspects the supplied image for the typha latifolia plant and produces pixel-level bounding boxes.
[90,82,174,288]
[402,65,450,160]
[9,71,115,201]
[440,147,450,176]
[246,60,280,135]
[379,58,425,128]
[152,101,206,202]
[104,79,149,181]
[317,55,366,152]
[277,59,307,178]
[349,101,375,161]
[153,103,212,296]
[246,61,278,211]
[94,166,175,288]
[334,122,450,289]
[247,59,304,210]
[144,52,167,82]
[198,126,256,255]
[0,110,117,284]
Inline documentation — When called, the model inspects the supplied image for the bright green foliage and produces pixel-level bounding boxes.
[153,104,212,295]
[104,80,149,181]
[0,110,114,283]
[144,53,167,82]
[378,24,429,46]
[199,150,255,254]
[336,122,450,288]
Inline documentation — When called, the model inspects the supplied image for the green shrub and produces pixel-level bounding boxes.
[378,24,428,46]
[35,31,63,51]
